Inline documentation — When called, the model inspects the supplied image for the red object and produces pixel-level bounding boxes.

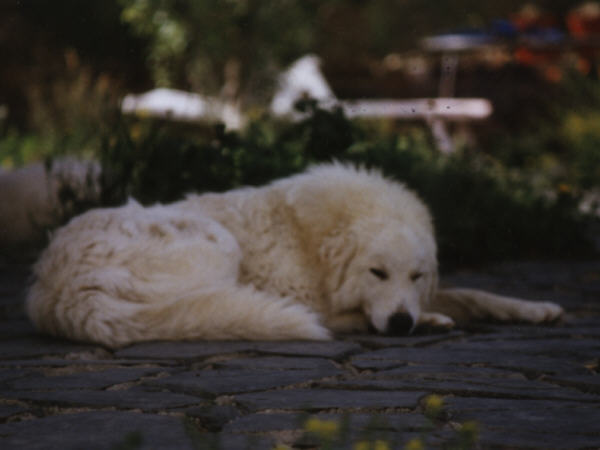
[510,7,556,31]
[567,11,600,37]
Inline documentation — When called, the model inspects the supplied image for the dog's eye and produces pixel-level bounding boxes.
[369,268,389,280]
[410,271,424,282]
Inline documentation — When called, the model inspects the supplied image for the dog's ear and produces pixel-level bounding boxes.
[319,229,359,311]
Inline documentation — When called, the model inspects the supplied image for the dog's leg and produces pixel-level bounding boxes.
[429,288,564,325]
[417,311,455,329]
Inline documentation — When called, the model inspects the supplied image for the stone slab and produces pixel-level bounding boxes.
[543,374,600,394]
[351,347,498,368]
[378,364,521,379]
[477,428,600,449]
[351,342,598,369]
[0,368,36,383]
[223,411,430,434]
[0,404,28,420]
[185,404,242,431]
[214,355,338,370]
[0,411,196,450]
[0,358,178,367]
[116,340,362,360]
[442,338,600,357]
[322,377,598,402]
[1,386,204,411]
[8,367,162,390]
[444,397,600,449]
[345,330,465,349]
[147,367,341,396]
[0,320,37,340]
[114,341,257,360]
[234,388,426,412]
[469,324,600,340]
[0,337,98,359]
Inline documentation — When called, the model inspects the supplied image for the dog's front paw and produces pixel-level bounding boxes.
[418,312,455,330]
[520,301,564,323]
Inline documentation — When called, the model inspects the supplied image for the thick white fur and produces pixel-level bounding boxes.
[26,164,563,347]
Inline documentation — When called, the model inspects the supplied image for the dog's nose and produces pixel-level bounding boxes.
[386,312,414,335]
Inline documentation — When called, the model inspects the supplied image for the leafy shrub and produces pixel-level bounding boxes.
[97,104,597,269]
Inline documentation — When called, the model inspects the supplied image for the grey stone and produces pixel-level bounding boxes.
[443,338,600,357]
[147,367,341,396]
[477,428,600,449]
[322,376,598,402]
[215,355,338,370]
[234,388,426,412]
[351,347,496,368]
[345,330,465,349]
[185,404,242,431]
[470,324,600,340]
[452,402,600,433]
[223,412,302,433]
[0,336,97,359]
[0,404,27,420]
[0,358,177,367]
[1,386,204,410]
[444,397,594,412]
[115,341,257,360]
[351,339,599,369]
[0,368,35,383]
[193,433,275,450]
[247,341,363,359]
[295,430,446,450]
[224,412,430,434]
[545,374,600,394]
[0,319,36,340]
[487,355,587,377]
[379,364,521,379]
[377,362,594,387]
[0,411,197,450]
[444,397,600,448]
[116,340,362,360]
[8,367,162,390]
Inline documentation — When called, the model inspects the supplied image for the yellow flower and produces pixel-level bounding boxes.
[374,440,390,450]
[130,123,143,142]
[459,420,479,441]
[304,417,339,440]
[404,437,424,450]
[354,441,369,450]
[354,440,390,450]
[424,394,444,418]
[557,183,572,193]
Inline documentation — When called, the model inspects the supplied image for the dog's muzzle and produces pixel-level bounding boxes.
[385,312,414,335]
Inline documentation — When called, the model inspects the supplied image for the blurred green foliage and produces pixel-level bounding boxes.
[1,1,598,267]
[481,72,600,193]
[95,103,596,269]
[118,0,315,103]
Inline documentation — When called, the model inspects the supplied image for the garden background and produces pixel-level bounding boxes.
[1,0,599,268]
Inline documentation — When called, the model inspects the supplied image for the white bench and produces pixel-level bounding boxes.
[329,97,493,153]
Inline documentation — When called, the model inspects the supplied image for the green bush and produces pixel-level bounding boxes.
[97,104,597,269]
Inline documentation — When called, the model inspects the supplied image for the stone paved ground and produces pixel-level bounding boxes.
[0,260,599,449]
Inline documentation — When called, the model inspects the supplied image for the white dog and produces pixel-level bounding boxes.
[26,164,563,348]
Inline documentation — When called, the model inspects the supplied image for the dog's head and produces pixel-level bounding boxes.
[287,163,438,335]
[324,220,437,336]
[356,223,437,334]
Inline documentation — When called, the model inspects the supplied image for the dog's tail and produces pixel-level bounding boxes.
[26,282,331,348]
